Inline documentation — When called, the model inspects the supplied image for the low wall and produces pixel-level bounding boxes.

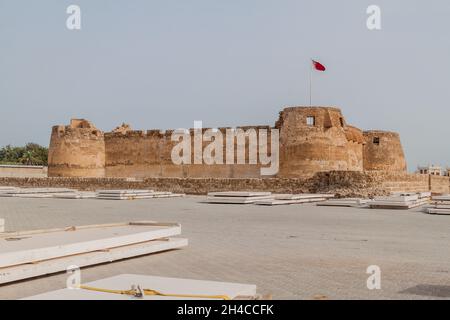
[0,171,448,197]
[312,171,449,197]
[0,165,48,178]
[0,177,312,195]
[429,175,450,194]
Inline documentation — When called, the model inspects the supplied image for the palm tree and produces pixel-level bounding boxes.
[19,151,36,165]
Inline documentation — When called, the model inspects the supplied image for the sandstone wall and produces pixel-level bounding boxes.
[312,171,448,197]
[0,177,312,195]
[0,165,48,178]
[429,175,450,194]
[105,127,273,178]
[2,171,447,197]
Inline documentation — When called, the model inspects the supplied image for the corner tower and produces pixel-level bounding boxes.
[363,130,407,172]
[48,119,106,177]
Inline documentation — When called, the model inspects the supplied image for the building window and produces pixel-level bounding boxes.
[373,137,380,145]
[306,116,315,126]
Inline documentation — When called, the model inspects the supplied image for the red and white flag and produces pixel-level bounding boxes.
[312,60,326,72]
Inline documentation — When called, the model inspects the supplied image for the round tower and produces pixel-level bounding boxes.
[48,119,105,177]
[363,130,407,171]
[276,106,364,177]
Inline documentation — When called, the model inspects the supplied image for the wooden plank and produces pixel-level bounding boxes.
[374,195,419,202]
[207,192,271,197]
[254,198,326,206]
[0,221,181,269]
[23,274,257,300]
[53,192,97,199]
[3,188,74,194]
[432,196,450,201]
[426,208,450,215]
[0,238,188,285]
[317,199,371,207]
[273,194,334,200]
[206,196,273,204]
[97,190,154,195]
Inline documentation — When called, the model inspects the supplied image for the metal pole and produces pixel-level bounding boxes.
[309,59,312,106]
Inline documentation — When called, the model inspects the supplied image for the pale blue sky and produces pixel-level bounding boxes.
[1,0,449,171]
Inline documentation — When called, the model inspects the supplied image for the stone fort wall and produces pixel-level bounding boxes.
[103,126,273,179]
[48,106,408,178]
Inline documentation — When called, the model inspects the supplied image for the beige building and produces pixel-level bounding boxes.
[417,165,442,176]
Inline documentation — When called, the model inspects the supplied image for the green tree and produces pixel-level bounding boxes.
[0,143,48,165]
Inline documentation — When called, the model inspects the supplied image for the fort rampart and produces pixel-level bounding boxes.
[48,106,408,179]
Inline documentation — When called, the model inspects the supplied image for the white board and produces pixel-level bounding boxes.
[97,190,154,195]
[206,196,273,204]
[53,192,97,199]
[317,199,371,207]
[207,191,271,197]
[374,195,419,202]
[0,238,187,285]
[432,195,450,201]
[23,274,257,300]
[4,188,74,194]
[273,194,333,200]
[254,198,326,206]
[427,208,450,215]
[0,222,181,269]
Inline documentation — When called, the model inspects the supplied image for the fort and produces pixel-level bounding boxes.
[31,106,447,196]
[47,106,407,179]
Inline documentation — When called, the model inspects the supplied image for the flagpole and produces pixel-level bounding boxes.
[309,59,312,106]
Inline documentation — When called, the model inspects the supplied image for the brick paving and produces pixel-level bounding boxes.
[0,196,449,300]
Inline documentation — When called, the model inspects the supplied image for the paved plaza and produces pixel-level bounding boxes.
[0,196,449,300]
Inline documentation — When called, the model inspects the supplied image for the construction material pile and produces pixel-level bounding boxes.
[369,192,431,210]
[205,192,333,205]
[0,221,187,285]
[0,187,185,200]
[96,190,185,200]
[254,193,333,206]
[426,195,450,215]
[53,191,98,199]
[0,186,18,193]
[23,274,259,300]
[0,187,76,198]
[317,198,372,208]
[206,192,273,204]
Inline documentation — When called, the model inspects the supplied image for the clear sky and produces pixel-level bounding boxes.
[1,0,449,171]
